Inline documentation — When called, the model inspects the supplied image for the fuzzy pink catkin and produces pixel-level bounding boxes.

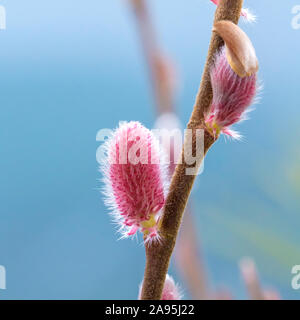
[210,0,256,23]
[139,274,182,300]
[205,47,257,139]
[161,275,182,300]
[101,121,167,240]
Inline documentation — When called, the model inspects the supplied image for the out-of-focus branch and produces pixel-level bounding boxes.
[141,0,244,300]
[129,0,175,114]
[175,205,209,299]
[239,258,281,300]
[239,257,264,300]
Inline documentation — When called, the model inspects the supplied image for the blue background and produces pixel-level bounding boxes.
[1,0,300,299]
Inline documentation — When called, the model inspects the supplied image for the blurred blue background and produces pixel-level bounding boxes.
[1,0,300,299]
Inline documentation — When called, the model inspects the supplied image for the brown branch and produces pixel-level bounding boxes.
[191,0,243,123]
[141,0,243,300]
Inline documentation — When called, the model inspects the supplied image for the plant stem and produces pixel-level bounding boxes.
[141,0,243,300]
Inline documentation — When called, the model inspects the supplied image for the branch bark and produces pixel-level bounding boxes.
[141,0,243,300]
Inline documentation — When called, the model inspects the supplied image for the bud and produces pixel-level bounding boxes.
[138,274,182,300]
[210,0,256,23]
[205,46,258,139]
[161,274,183,300]
[100,121,167,241]
[213,21,259,78]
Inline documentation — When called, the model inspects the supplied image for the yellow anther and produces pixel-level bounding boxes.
[141,213,156,229]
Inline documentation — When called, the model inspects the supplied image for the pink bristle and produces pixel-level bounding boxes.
[138,274,182,300]
[161,275,183,300]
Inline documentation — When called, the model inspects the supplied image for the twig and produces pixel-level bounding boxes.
[141,0,243,300]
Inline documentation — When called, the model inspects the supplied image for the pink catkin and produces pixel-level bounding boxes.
[161,275,182,300]
[139,274,182,300]
[205,47,257,139]
[101,121,167,240]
